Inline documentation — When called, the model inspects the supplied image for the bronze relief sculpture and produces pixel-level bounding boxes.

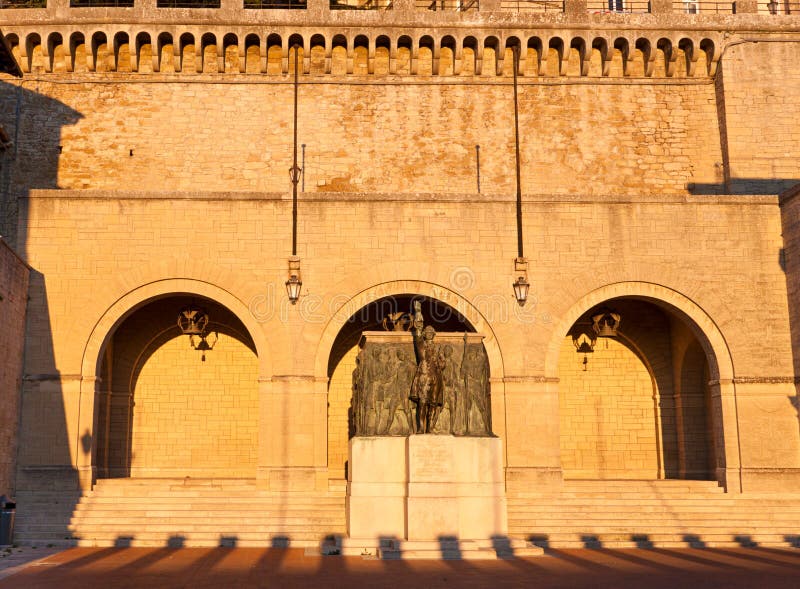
[350,301,491,438]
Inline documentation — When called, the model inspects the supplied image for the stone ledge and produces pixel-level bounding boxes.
[25,189,780,205]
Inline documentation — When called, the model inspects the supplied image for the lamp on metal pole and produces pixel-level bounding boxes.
[511,43,529,306]
[286,43,302,304]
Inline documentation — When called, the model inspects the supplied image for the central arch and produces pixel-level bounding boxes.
[315,280,506,479]
[314,280,505,382]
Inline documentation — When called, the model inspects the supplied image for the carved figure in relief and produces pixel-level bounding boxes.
[409,301,445,434]
[350,348,364,437]
[381,347,416,435]
[463,346,491,435]
[436,344,460,435]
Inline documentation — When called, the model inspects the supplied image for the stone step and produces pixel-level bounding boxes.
[74,498,344,509]
[509,522,800,531]
[73,537,325,548]
[507,497,798,511]
[90,478,257,487]
[82,490,345,499]
[71,508,344,519]
[508,503,800,517]
[70,523,346,535]
[517,532,800,547]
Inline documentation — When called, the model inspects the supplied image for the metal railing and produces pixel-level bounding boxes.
[243,0,306,6]
[0,0,46,7]
[764,0,800,12]
[330,0,393,8]
[70,0,134,6]
[586,0,650,11]
[156,0,221,6]
[671,0,733,12]
[500,0,563,11]
[415,0,479,11]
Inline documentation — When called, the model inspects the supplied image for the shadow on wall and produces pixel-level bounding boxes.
[0,79,84,545]
[688,179,800,196]
[0,79,83,255]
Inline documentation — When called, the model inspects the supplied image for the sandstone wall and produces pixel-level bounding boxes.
[718,41,800,195]
[0,73,722,250]
[0,239,29,498]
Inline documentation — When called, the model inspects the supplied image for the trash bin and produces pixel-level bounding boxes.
[0,496,15,546]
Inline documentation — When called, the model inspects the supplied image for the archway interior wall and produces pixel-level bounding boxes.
[559,300,679,479]
[98,296,259,478]
[558,298,719,482]
[558,336,658,479]
[328,343,360,479]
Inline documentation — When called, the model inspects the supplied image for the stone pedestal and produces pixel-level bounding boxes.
[346,435,537,558]
[406,435,506,541]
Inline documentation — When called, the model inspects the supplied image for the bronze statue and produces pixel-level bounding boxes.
[349,306,492,438]
[409,301,445,434]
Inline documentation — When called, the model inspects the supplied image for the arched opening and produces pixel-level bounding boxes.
[482,36,499,77]
[397,35,412,75]
[244,34,261,74]
[418,35,434,76]
[558,298,717,481]
[223,33,239,73]
[325,294,485,479]
[546,37,563,77]
[94,294,259,479]
[27,33,43,73]
[331,34,347,76]
[266,34,283,75]
[113,32,131,73]
[309,33,326,75]
[179,33,196,74]
[462,36,477,76]
[201,33,218,74]
[70,33,87,73]
[287,33,304,75]
[353,35,369,76]
[440,35,456,76]
[136,32,152,74]
[503,37,520,78]
[374,35,390,76]
[158,32,175,73]
[47,33,66,73]
[91,32,111,73]
[525,36,542,77]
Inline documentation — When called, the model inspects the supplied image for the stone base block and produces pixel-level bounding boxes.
[347,435,511,548]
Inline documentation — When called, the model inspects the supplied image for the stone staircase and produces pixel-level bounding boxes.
[33,478,347,548]
[508,479,800,549]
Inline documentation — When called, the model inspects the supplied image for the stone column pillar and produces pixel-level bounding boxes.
[503,377,563,493]
[76,376,100,490]
[256,375,329,491]
[709,379,742,493]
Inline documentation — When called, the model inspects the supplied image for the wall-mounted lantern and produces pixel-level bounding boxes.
[177,304,217,361]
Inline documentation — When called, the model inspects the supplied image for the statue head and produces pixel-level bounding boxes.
[422,325,436,341]
[443,345,453,358]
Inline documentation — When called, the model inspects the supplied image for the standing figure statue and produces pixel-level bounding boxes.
[409,301,445,434]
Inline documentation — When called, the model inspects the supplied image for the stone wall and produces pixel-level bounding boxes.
[0,239,29,498]
[1,33,800,492]
[717,41,800,195]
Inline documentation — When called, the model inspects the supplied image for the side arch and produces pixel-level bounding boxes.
[545,281,733,382]
[544,281,740,489]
